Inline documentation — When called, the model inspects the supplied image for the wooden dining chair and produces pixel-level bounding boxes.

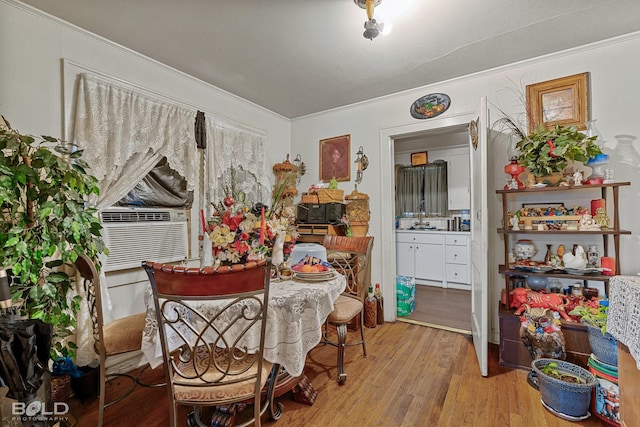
[321,235,374,385]
[75,253,163,427]
[141,258,281,427]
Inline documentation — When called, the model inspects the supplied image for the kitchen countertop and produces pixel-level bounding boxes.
[396,229,470,235]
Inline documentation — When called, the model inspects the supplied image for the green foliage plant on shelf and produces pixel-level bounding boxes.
[515,124,602,177]
[0,115,107,359]
[569,301,609,335]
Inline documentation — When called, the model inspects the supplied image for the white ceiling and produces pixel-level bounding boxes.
[19,0,640,119]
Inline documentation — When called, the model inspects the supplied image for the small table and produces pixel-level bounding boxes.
[142,273,345,378]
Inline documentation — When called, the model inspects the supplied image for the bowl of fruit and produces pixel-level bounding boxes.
[291,256,334,281]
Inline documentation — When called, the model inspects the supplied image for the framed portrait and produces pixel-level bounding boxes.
[319,134,350,182]
[410,151,428,166]
[526,72,589,133]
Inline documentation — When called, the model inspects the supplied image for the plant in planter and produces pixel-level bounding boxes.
[531,358,597,420]
[495,111,603,182]
[570,301,618,366]
[515,124,602,178]
[0,116,107,360]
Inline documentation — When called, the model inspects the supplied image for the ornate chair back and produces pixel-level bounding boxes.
[75,253,149,427]
[141,259,276,427]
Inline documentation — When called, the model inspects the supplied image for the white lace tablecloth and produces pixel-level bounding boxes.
[141,274,346,377]
[607,275,640,369]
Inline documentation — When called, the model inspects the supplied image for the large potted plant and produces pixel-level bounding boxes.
[531,358,597,420]
[570,301,618,367]
[0,115,107,360]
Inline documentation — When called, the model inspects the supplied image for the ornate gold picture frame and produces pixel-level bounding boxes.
[526,72,589,133]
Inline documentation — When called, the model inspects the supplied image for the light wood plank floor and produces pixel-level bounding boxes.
[70,322,607,426]
[401,285,472,333]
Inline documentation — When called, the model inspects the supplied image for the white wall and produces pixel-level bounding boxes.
[291,32,640,342]
[0,1,291,319]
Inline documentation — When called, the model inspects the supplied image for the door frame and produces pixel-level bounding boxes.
[379,112,475,322]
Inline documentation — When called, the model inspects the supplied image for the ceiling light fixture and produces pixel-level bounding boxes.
[354,0,383,41]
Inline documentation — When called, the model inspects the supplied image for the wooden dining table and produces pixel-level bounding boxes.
[141,271,346,380]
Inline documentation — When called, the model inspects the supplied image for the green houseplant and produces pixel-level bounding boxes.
[515,124,602,177]
[570,302,618,366]
[0,115,107,359]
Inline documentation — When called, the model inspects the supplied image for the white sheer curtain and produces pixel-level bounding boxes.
[72,73,198,365]
[73,73,198,210]
[204,118,271,211]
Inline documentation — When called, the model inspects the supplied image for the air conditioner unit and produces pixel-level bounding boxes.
[100,207,189,272]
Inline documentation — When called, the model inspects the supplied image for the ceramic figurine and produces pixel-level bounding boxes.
[603,169,614,184]
[573,170,583,186]
[510,215,520,230]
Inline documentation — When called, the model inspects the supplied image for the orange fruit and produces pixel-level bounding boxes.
[301,264,313,273]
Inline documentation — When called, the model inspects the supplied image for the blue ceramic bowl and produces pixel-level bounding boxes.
[526,276,549,291]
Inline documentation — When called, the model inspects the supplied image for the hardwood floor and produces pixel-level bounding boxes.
[400,285,472,333]
[70,322,607,426]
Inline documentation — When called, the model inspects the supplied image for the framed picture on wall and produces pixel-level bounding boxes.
[410,151,428,166]
[526,72,589,133]
[319,134,350,182]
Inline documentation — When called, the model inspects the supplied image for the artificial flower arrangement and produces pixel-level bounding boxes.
[207,173,298,266]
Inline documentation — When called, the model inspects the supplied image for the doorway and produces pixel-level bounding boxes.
[393,124,472,333]
[378,113,475,325]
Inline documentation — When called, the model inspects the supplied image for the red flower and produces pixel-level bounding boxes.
[222,211,244,231]
[231,240,250,255]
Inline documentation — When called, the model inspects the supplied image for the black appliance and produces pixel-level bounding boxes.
[296,203,345,224]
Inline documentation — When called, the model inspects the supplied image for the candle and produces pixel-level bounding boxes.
[259,206,265,245]
[200,209,207,233]
[600,257,615,276]
[591,198,605,216]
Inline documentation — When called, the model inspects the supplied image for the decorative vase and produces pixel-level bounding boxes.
[531,358,597,419]
[514,239,537,260]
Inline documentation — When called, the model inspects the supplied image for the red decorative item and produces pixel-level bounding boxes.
[504,157,525,189]
[223,196,235,208]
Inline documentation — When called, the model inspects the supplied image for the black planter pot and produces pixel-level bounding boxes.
[70,365,99,402]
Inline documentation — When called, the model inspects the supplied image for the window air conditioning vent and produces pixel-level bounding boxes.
[100,208,189,272]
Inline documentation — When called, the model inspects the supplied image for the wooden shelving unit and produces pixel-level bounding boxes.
[497,181,631,369]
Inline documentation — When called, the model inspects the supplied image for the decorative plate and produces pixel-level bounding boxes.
[469,119,478,150]
[410,93,451,119]
[293,270,336,282]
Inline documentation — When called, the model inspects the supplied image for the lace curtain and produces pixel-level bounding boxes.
[73,73,198,210]
[72,73,198,365]
[205,118,271,210]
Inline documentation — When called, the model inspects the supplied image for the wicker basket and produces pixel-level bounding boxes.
[51,374,71,405]
[317,189,344,203]
[301,194,319,204]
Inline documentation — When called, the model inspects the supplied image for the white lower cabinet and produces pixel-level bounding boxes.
[444,234,470,289]
[396,233,444,284]
[396,231,470,288]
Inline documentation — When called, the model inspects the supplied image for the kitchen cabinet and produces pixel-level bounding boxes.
[445,234,470,289]
[396,231,471,288]
[396,232,444,284]
[447,152,470,210]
